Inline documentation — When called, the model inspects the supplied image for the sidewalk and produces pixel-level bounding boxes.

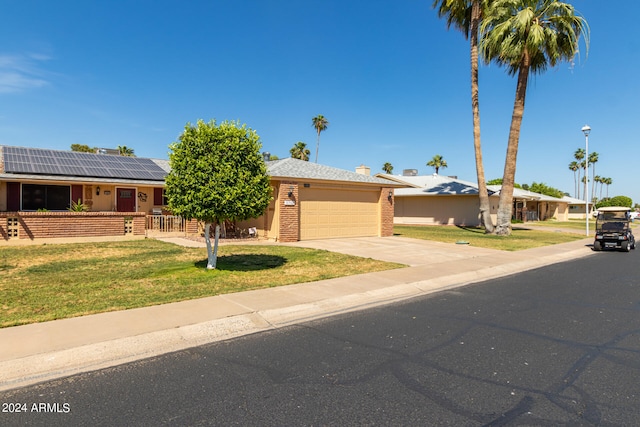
[0,235,597,392]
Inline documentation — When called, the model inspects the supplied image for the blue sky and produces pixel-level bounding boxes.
[1,1,638,204]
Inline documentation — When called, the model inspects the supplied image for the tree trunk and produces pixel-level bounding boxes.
[203,222,220,269]
[469,0,494,233]
[495,54,530,236]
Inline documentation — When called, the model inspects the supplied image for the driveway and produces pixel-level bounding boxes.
[283,236,502,267]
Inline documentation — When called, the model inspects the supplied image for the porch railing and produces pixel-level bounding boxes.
[145,214,186,234]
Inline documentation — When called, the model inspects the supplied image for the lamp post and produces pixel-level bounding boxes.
[581,125,591,236]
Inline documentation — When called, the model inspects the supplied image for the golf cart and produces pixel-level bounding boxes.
[593,206,636,252]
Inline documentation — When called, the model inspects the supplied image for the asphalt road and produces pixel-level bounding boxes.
[1,249,639,426]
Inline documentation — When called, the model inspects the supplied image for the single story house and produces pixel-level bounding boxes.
[562,195,594,219]
[237,159,401,241]
[1,145,399,242]
[376,172,572,226]
[377,173,499,226]
[486,185,570,222]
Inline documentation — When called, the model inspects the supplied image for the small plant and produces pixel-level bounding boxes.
[68,199,88,212]
[37,208,49,212]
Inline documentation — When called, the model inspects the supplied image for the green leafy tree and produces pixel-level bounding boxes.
[312,114,329,163]
[426,154,448,174]
[480,0,589,235]
[165,119,272,269]
[528,182,564,199]
[433,0,494,233]
[290,141,311,161]
[70,144,96,153]
[382,162,393,174]
[596,195,632,209]
[487,178,522,189]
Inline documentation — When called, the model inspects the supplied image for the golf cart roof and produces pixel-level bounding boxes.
[597,206,631,212]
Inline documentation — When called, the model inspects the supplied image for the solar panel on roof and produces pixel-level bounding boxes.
[3,146,167,181]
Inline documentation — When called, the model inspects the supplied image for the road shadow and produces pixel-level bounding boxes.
[195,254,286,271]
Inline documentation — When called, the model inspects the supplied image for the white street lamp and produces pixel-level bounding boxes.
[582,125,591,236]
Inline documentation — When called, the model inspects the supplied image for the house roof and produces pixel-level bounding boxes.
[267,158,401,186]
[561,195,593,205]
[376,173,489,196]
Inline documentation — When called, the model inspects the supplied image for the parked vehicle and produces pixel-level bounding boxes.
[593,207,636,252]
[630,211,639,221]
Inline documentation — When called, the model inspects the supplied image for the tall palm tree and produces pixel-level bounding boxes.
[427,154,448,174]
[568,161,579,198]
[382,162,394,174]
[480,0,589,235]
[573,147,585,199]
[593,175,603,200]
[312,115,329,163]
[588,151,598,201]
[290,141,310,161]
[433,0,495,233]
[604,177,612,198]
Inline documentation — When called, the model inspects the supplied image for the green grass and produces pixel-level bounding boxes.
[0,239,403,328]
[523,219,596,231]
[393,224,585,251]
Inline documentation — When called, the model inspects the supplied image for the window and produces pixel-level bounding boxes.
[22,184,71,211]
[153,187,168,206]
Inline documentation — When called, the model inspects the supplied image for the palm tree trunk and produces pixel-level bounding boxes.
[573,171,577,199]
[470,0,494,233]
[314,131,320,163]
[496,55,530,236]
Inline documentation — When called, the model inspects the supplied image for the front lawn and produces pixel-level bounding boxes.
[393,224,585,251]
[0,240,403,328]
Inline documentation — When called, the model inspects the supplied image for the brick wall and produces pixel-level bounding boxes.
[381,187,394,237]
[278,181,299,242]
[0,212,146,241]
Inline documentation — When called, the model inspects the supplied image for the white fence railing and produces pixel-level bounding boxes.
[145,215,186,234]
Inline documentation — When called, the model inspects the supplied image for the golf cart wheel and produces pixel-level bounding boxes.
[593,241,602,251]
[621,241,630,252]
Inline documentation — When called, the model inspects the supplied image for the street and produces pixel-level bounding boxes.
[1,249,639,426]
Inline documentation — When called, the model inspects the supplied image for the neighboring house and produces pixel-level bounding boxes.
[487,185,569,221]
[1,145,399,242]
[377,173,498,226]
[375,172,571,226]
[237,159,401,242]
[562,195,593,219]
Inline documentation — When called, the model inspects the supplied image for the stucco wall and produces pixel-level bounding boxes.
[394,195,481,226]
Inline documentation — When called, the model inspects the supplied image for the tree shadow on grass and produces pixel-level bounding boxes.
[455,225,487,234]
[195,254,287,271]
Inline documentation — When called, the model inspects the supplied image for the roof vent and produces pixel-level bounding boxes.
[403,169,418,176]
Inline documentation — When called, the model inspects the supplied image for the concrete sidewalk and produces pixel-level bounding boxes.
[0,235,596,391]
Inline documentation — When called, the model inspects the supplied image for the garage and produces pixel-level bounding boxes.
[299,185,380,240]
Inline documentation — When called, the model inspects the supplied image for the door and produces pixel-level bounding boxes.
[117,188,136,212]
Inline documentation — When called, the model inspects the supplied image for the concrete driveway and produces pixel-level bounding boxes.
[283,236,502,267]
